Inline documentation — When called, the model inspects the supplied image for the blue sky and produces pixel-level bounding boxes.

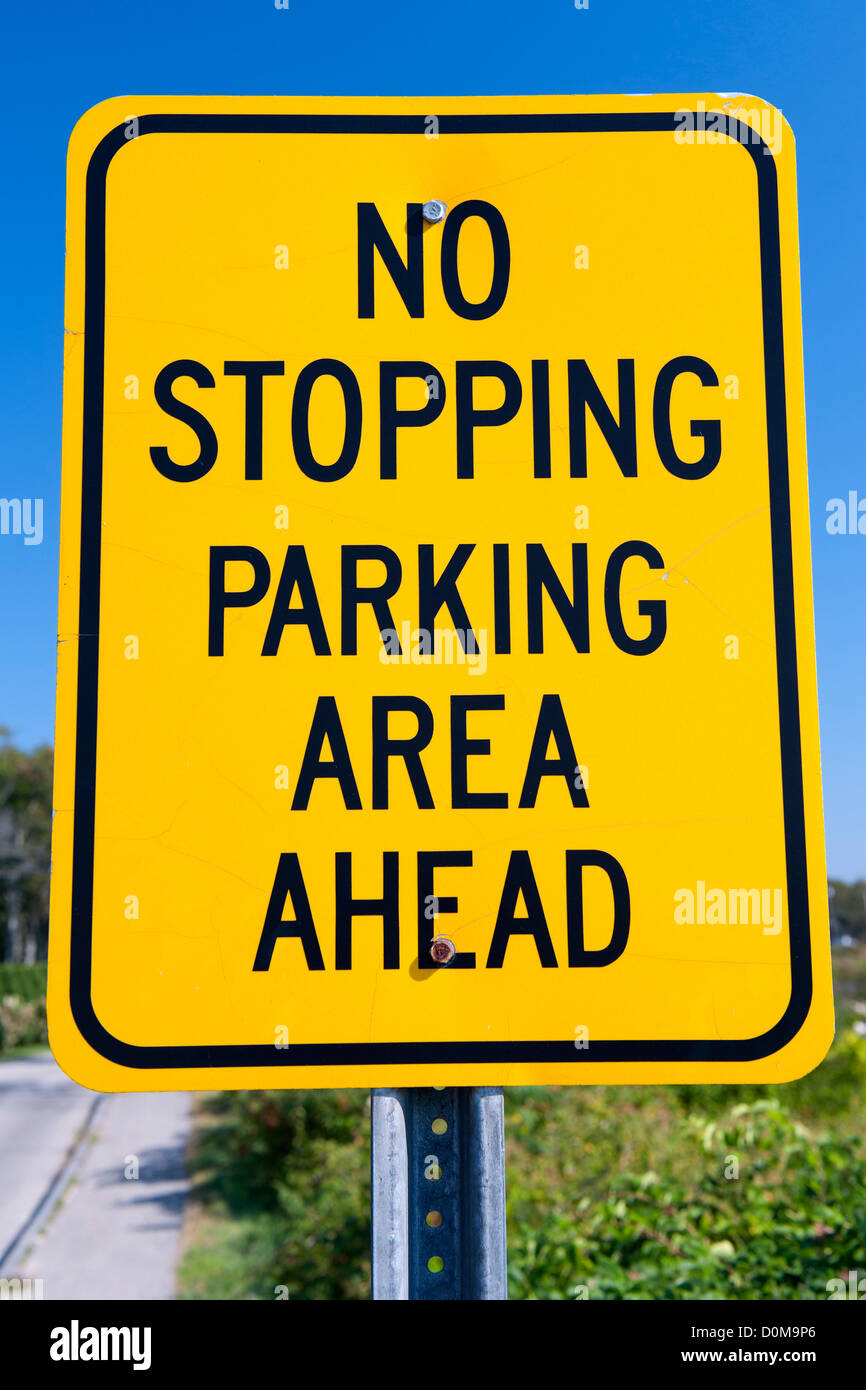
[0,0,863,878]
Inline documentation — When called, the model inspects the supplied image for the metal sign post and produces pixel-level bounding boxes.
[371,1087,507,1299]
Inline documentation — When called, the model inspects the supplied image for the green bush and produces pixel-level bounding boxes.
[180,1090,370,1301]
[0,964,48,1052]
[0,992,48,1051]
[0,962,47,1003]
[506,1098,866,1300]
[181,1075,866,1302]
[177,1020,866,1300]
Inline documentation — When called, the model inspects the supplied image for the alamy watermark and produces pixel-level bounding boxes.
[826,1269,866,1299]
[674,881,783,935]
[674,101,783,156]
[49,1322,151,1370]
[0,497,43,545]
[379,624,487,675]
[0,1276,44,1300]
[826,492,866,535]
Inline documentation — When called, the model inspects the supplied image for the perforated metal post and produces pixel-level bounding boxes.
[371,1086,507,1299]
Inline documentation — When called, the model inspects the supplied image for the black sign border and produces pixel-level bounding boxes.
[69,110,812,1069]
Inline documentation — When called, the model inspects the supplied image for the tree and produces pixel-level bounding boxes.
[828,879,866,941]
[0,730,53,962]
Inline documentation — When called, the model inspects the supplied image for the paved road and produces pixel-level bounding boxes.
[0,1053,191,1300]
[0,1053,96,1266]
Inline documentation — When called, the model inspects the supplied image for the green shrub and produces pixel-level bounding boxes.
[0,962,47,1003]
[180,1090,370,1301]
[177,1021,866,1300]
[506,1098,866,1300]
[0,992,48,1051]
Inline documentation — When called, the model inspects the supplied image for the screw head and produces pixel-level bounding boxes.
[422,200,448,224]
[429,936,456,965]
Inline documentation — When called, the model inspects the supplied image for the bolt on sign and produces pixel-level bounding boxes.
[50,95,833,1091]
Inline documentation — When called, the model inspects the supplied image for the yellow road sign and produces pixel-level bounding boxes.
[50,94,833,1090]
